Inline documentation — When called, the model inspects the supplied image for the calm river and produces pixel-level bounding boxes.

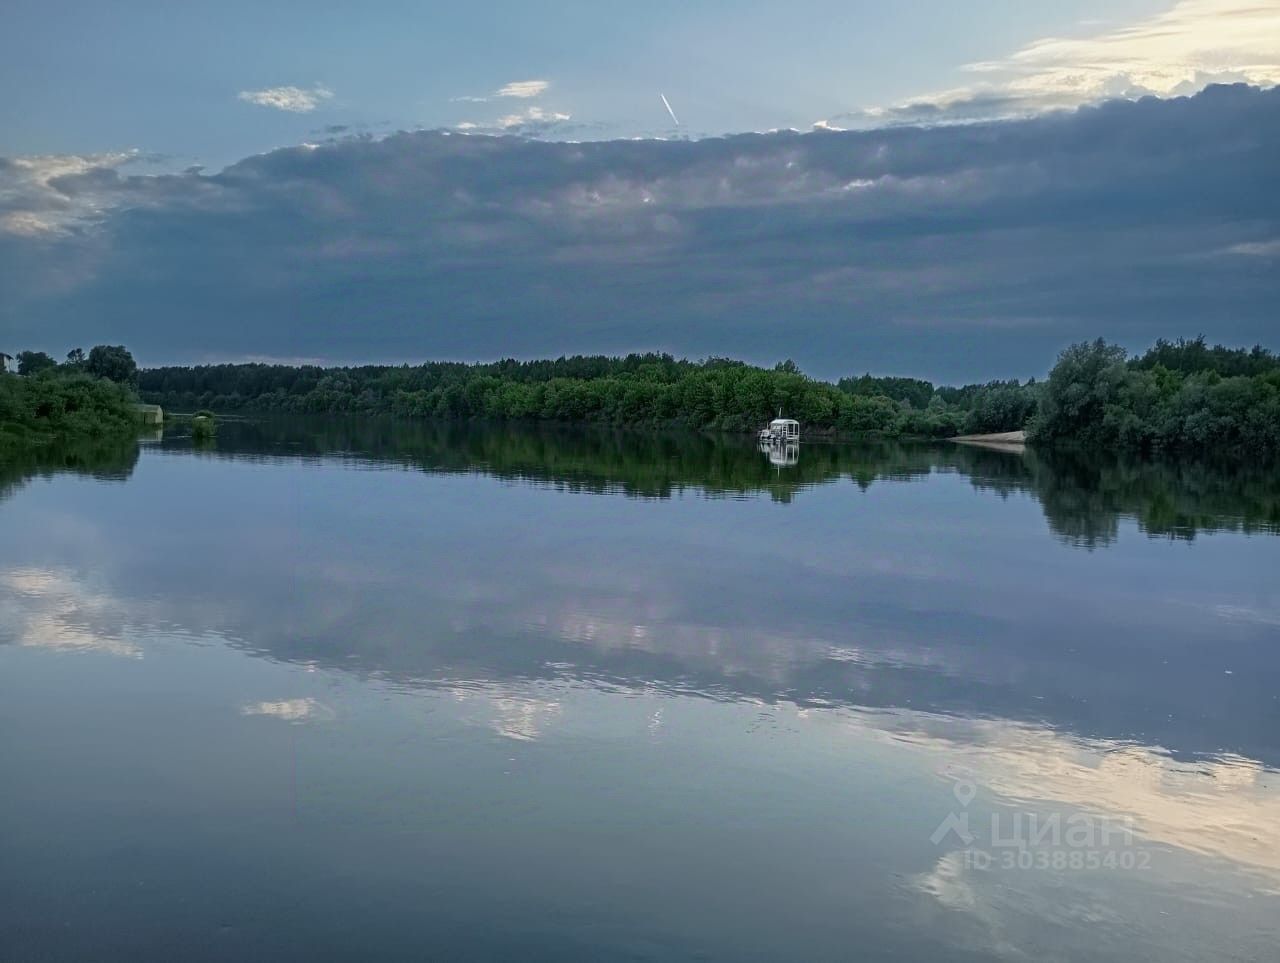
[2,418,1278,961]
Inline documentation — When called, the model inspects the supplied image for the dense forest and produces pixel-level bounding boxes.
[137,353,1027,438]
[131,336,1279,453]
[1032,339,1280,454]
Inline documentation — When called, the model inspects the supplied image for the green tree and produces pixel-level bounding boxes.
[86,345,138,385]
[1030,339,1129,445]
[17,350,57,376]
[65,348,86,369]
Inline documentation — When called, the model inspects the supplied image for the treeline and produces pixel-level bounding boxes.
[138,354,1041,439]
[13,334,1261,454]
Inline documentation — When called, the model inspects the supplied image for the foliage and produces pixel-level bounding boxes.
[0,370,139,452]
[959,381,1041,435]
[119,336,1280,453]
[86,344,139,385]
[1030,339,1129,446]
[0,433,140,504]
[838,374,935,409]
[1030,338,1280,455]
[137,354,1028,440]
[1130,336,1279,378]
[191,410,217,441]
[17,350,57,376]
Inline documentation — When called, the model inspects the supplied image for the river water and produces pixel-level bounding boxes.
[2,418,1278,960]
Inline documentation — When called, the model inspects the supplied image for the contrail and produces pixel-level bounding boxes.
[660,92,680,128]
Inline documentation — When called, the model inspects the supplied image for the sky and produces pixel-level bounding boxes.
[1,0,1278,381]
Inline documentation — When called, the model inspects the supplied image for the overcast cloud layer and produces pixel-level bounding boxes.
[2,84,1277,381]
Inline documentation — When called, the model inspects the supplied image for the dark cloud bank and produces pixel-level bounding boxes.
[2,84,1277,381]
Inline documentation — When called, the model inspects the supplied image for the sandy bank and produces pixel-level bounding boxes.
[950,429,1027,452]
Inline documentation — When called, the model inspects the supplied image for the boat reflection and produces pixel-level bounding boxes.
[758,436,799,467]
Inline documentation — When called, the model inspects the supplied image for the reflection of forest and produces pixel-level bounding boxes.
[6,415,1276,547]
[172,416,1280,546]
[1022,448,1280,547]
[0,435,140,503]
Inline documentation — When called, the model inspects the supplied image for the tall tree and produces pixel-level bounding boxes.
[17,350,57,376]
[86,345,138,385]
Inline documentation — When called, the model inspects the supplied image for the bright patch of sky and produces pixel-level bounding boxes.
[9,0,1275,170]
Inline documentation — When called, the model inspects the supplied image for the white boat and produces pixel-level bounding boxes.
[758,417,800,445]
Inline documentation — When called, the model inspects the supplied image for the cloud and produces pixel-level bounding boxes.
[237,84,334,113]
[451,79,569,137]
[0,151,138,236]
[1223,239,1280,257]
[496,79,549,99]
[1,84,1277,380]
[1,568,142,658]
[493,105,572,134]
[823,0,1280,126]
[452,79,551,105]
[455,105,573,136]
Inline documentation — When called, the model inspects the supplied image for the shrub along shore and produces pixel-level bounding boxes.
[136,337,1280,455]
[1,366,140,453]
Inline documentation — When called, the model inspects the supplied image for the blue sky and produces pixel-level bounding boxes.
[2,0,1278,379]
[0,0,1208,165]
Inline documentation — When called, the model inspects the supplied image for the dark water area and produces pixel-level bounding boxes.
[2,418,1278,961]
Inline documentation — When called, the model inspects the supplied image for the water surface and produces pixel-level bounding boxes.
[2,419,1278,961]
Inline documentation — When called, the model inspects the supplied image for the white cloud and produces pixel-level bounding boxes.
[968,0,1280,97]
[451,79,551,105]
[497,105,570,129]
[1,568,142,658]
[496,79,549,99]
[1,211,59,236]
[824,0,1280,126]
[1222,239,1280,258]
[0,150,138,236]
[456,105,572,137]
[237,84,334,113]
